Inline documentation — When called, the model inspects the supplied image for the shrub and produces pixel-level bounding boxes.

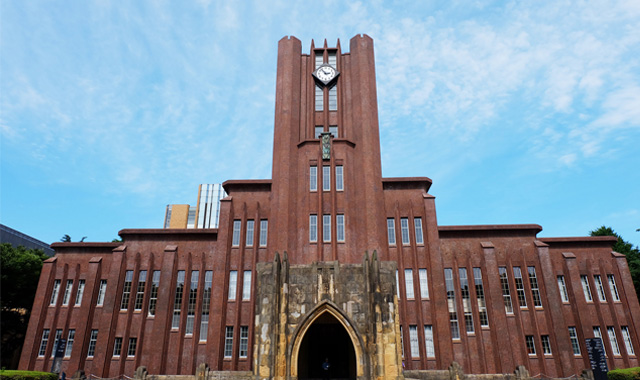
[608,367,640,380]
[0,370,58,380]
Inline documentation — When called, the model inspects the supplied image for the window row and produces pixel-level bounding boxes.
[49,279,86,307]
[387,217,424,246]
[224,326,250,359]
[314,125,339,138]
[499,266,542,312]
[309,214,345,243]
[396,268,430,300]
[569,325,635,357]
[557,273,620,304]
[37,329,136,359]
[314,50,338,112]
[443,267,489,339]
[232,219,268,247]
[400,325,436,359]
[310,165,344,192]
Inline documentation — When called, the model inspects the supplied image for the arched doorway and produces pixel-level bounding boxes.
[297,312,357,379]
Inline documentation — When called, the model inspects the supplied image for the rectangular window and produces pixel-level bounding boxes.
[608,274,620,301]
[444,268,460,339]
[414,217,424,244]
[387,218,396,245]
[336,214,345,242]
[323,214,331,242]
[148,271,160,316]
[328,85,337,111]
[327,51,336,67]
[97,280,107,306]
[621,326,635,355]
[409,325,420,358]
[50,280,61,305]
[459,268,474,333]
[400,218,410,245]
[38,329,50,356]
[527,267,542,307]
[171,270,185,329]
[224,326,234,358]
[594,275,606,302]
[404,269,415,299]
[242,271,252,300]
[51,329,62,358]
[228,270,238,300]
[64,329,75,357]
[513,267,527,308]
[315,53,324,68]
[396,270,400,298]
[310,166,317,191]
[569,327,581,355]
[185,271,199,335]
[310,215,318,242]
[581,275,593,302]
[558,276,569,302]
[127,337,137,357]
[322,166,331,191]
[315,84,323,111]
[134,271,147,311]
[113,337,123,357]
[259,220,268,247]
[240,326,249,358]
[335,166,343,191]
[499,267,513,313]
[400,326,404,358]
[473,268,489,327]
[245,220,254,246]
[608,326,621,356]
[232,220,241,246]
[200,271,213,341]
[314,126,323,138]
[594,326,607,357]
[525,335,536,355]
[541,335,552,355]
[329,125,338,137]
[75,280,85,306]
[424,325,435,358]
[120,271,133,310]
[62,280,73,306]
[419,269,429,299]
[87,329,98,357]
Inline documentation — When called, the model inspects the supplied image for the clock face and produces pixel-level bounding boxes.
[313,64,339,85]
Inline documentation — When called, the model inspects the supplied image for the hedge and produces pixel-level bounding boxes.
[0,370,58,380]
[608,367,640,380]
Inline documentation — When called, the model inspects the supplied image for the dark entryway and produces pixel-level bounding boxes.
[297,312,356,380]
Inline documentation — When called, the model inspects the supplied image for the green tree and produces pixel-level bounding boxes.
[0,243,48,369]
[590,226,640,299]
[60,234,71,242]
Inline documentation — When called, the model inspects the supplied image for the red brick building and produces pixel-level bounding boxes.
[19,35,640,379]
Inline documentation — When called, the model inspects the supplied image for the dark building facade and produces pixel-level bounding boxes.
[19,35,640,379]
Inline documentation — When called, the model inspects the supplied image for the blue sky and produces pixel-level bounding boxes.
[1,1,639,247]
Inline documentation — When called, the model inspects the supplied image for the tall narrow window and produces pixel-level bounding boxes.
[329,125,338,137]
[323,214,331,242]
[336,214,345,242]
[608,274,620,301]
[322,166,331,191]
[64,329,75,357]
[228,271,238,300]
[75,279,85,306]
[499,267,513,313]
[400,326,404,358]
[51,329,62,358]
[120,271,133,310]
[594,275,606,302]
[127,337,137,357]
[558,276,569,302]
[310,166,317,191]
[134,271,147,311]
[525,336,536,355]
[185,271,199,335]
[113,337,123,357]
[148,271,160,316]
[527,267,542,307]
[396,270,400,298]
[608,326,621,356]
[315,52,324,68]
[232,220,241,246]
[418,269,429,299]
[473,268,489,327]
[50,280,61,305]
[541,335,552,355]
[335,166,343,191]
[314,126,323,138]
[594,326,607,356]
[400,218,410,245]
[621,326,635,355]
[171,270,185,329]
[569,327,581,355]
[414,217,424,244]
[242,271,252,300]
[424,325,435,358]
[259,220,268,247]
[239,326,249,358]
[513,267,527,308]
[459,268,474,333]
[581,275,593,302]
[328,51,336,67]
[200,271,213,341]
[310,215,318,242]
[315,84,323,111]
[246,220,254,246]
[224,326,234,358]
[409,325,420,358]
[87,330,98,357]
[97,280,107,306]
[444,268,460,339]
[62,280,73,306]
[404,269,415,299]
[38,329,50,356]
[328,85,337,111]
[387,218,396,245]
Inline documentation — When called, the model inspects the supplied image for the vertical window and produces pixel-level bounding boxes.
[329,125,338,137]
[315,52,324,68]
[200,271,213,341]
[314,126,323,138]
[527,267,542,307]
[171,270,185,329]
[323,214,331,242]
[113,337,123,357]
[473,268,489,327]
[224,326,234,358]
[322,166,331,191]
[621,326,635,355]
[134,271,147,311]
[164,205,172,228]
[424,325,435,358]
[513,267,527,308]
[148,271,160,316]
[541,335,552,355]
[127,338,137,357]
[328,85,337,111]
[444,268,460,339]
[569,327,581,355]
[246,220,254,246]
[242,271,252,300]
[309,215,318,242]
[62,280,73,306]
[608,274,620,301]
[414,217,424,244]
[259,220,268,247]
[558,276,569,302]
[97,280,107,306]
[38,329,50,356]
[387,218,396,245]
[50,280,61,305]
[396,270,400,298]
[232,220,241,246]
[185,271,199,335]
[418,269,429,299]
[310,166,317,191]
[499,267,513,313]
[315,84,323,111]
[64,329,75,357]
[228,271,238,300]
[409,325,420,358]
[594,326,607,356]
[581,275,593,302]
[51,329,62,358]
[400,218,410,245]
[594,275,606,302]
[335,166,343,191]
[336,214,345,242]
[400,326,404,358]
[525,335,536,355]
[120,271,133,310]
[459,268,474,333]
[87,330,98,357]
[75,280,85,306]
[239,326,249,358]
[404,269,415,299]
[608,326,621,356]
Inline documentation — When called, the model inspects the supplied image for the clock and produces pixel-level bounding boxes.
[313,64,339,86]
